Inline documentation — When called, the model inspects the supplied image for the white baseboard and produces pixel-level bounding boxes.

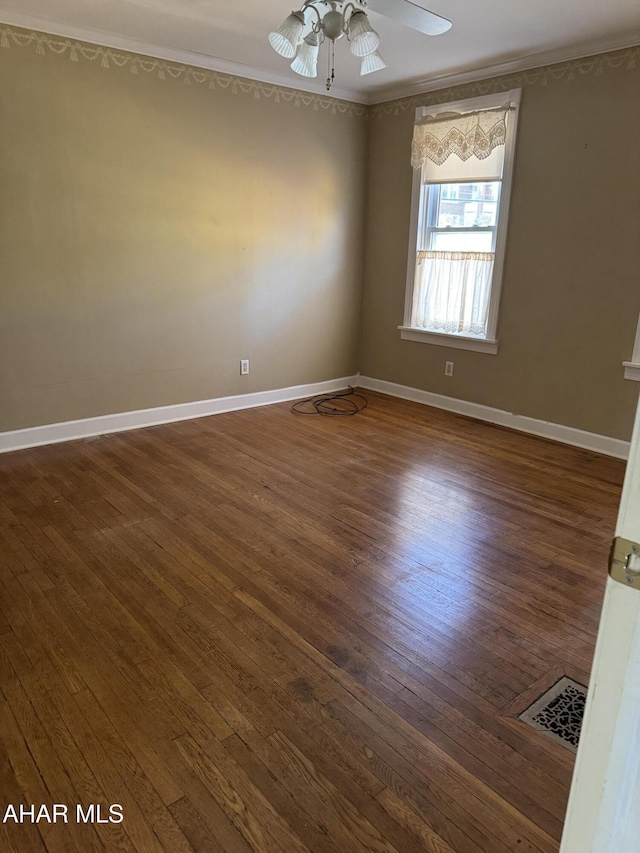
[0,375,360,454]
[358,376,630,460]
[2,372,629,460]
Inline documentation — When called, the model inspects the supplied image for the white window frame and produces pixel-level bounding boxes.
[623,313,640,381]
[399,89,522,355]
[423,182,500,255]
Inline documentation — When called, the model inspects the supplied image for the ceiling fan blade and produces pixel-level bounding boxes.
[366,0,452,36]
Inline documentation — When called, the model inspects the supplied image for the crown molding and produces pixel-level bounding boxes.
[364,30,640,105]
[0,10,366,105]
[2,9,639,110]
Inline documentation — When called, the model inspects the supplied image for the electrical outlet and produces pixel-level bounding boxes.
[445,361,454,377]
[240,359,250,375]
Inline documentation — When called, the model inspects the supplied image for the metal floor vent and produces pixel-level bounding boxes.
[519,676,587,752]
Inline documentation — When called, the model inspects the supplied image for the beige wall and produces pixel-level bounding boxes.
[2,32,639,442]
[0,32,367,431]
[360,52,640,441]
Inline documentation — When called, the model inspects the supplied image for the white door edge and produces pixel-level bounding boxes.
[560,391,640,852]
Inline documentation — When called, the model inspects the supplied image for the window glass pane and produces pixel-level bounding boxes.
[436,182,500,228]
[431,231,494,252]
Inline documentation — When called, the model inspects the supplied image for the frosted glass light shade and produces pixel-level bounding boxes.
[291,33,320,77]
[360,50,387,76]
[268,12,305,58]
[348,11,380,57]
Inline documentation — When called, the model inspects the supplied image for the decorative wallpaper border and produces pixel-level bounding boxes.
[371,44,640,117]
[1,23,638,120]
[0,25,367,118]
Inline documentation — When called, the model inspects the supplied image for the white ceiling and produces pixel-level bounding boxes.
[2,0,640,103]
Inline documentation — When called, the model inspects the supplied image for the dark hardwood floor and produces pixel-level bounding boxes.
[0,390,625,852]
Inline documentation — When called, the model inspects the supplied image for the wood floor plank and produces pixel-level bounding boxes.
[0,391,622,852]
[268,728,407,852]
[0,693,65,853]
[168,795,244,853]
[0,746,47,853]
[175,732,313,853]
[0,644,102,853]
[221,733,341,853]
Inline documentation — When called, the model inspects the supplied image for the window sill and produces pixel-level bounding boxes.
[623,362,640,381]
[398,326,499,355]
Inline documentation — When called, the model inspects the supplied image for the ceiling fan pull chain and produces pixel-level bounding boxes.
[326,38,335,91]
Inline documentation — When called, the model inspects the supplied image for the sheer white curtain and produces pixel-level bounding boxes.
[411,250,494,336]
[408,104,510,337]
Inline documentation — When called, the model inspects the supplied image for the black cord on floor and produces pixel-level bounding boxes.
[291,386,368,416]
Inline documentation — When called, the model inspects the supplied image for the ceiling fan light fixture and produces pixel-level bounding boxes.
[360,49,387,75]
[348,11,380,57]
[291,32,320,77]
[268,11,306,59]
[268,0,450,91]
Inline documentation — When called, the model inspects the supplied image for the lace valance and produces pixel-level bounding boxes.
[411,107,509,169]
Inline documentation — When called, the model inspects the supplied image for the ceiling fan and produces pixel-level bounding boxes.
[268,0,452,90]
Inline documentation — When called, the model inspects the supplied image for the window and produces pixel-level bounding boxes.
[400,90,521,354]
